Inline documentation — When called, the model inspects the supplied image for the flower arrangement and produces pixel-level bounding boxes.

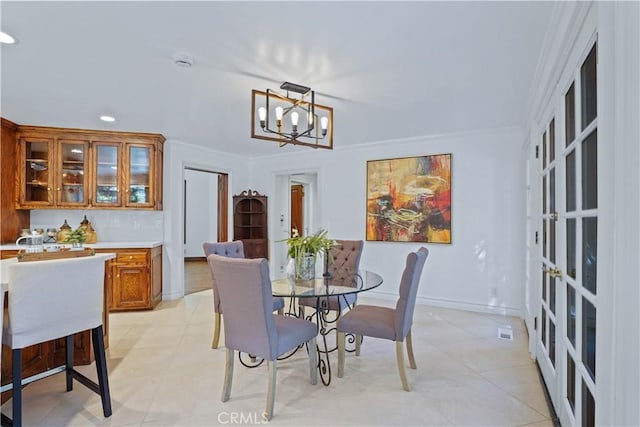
[281,228,337,280]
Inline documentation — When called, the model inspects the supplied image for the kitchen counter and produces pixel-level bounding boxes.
[0,241,163,251]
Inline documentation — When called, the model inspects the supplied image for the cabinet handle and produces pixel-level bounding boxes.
[47,187,51,191]
[129,255,133,260]
[56,187,61,191]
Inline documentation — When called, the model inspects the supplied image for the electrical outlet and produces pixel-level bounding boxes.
[498,325,513,341]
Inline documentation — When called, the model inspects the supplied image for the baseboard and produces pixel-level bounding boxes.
[366,290,522,317]
[184,256,206,262]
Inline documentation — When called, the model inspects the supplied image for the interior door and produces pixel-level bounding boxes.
[534,39,598,427]
[291,184,304,235]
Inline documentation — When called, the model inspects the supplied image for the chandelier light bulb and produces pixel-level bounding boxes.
[308,111,314,126]
[291,111,299,126]
[258,107,266,121]
[320,116,329,136]
[275,106,284,122]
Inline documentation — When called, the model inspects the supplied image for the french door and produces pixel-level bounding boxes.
[536,38,598,427]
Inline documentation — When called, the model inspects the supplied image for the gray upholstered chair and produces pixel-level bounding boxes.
[2,254,114,426]
[207,255,318,421]
[203,241,285,349]
[298,240,364,314]
[337,247,428,391]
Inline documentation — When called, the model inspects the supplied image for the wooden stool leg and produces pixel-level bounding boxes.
[66,335,74,392]
[92,326,112,417]
[12,348,23,427]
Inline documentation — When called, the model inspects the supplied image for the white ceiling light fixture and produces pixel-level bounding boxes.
[100,115,116,123]
[0,31,16,44]
[251,82,333,150]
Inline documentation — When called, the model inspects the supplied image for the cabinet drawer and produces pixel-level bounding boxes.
[116,251,148,264]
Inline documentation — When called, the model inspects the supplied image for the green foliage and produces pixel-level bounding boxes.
[63,227,86,244]
[281,228,337,259]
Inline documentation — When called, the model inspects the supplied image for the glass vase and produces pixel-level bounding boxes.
[295,254,316,281]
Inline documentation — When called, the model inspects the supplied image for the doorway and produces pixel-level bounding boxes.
[183,167,228,295]
[271,171,319,278]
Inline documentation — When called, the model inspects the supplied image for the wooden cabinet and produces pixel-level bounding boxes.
[233,190,268,259]
[98,246,162,311]
[0,118,30,243]
[15,125,164,210]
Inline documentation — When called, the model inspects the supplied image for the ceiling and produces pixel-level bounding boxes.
[1,1,554,157]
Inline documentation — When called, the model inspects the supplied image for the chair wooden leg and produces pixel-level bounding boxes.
[277,308,283,315]
[298,306,305,319]
[65,335,74,392]
[308,337,318,385]
[212,312,222,349]
[355,334,361,356]
[265,360,277,421]
[12,348,22,427]
[221,348,234,402]
[92,326,112,417]
[396,341,410,391]
[337,332,345,378]
[406,329,417,369]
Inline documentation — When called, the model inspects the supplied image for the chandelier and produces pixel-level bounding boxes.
[251,82,333,149]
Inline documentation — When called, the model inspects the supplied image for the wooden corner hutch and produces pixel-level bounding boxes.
[233,190,268,259]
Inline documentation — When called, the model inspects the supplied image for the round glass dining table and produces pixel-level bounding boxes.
[270,269,383,385]
[271,269,383,299]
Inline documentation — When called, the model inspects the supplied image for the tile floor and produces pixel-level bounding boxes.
[2,291,554,426]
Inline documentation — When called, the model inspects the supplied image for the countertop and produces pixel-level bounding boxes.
[0,241,163,251]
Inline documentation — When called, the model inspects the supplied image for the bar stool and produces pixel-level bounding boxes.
[1,254,114,426]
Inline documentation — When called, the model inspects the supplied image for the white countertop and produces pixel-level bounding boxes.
[0,241,163,251]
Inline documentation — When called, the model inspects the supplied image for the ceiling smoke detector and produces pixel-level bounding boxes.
[173,53,193,68]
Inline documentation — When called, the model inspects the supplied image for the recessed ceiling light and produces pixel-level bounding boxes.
[0,31,16,44]
[100,115,116,122]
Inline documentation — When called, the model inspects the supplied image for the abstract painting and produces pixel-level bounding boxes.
[366,154,451,243]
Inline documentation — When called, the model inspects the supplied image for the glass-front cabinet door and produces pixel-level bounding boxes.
[19,136,54,207]
[92,142,122,207]
[125,143,155,208]
[56,139,89,207]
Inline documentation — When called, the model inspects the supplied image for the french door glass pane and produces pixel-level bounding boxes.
[583,217,598,294]
[549,119,555,162]
[550,219,556,264]
[566,150,576,211]
[542,271,547,303]
[565,83,576,145]
[581,44,598,130]
[543,131,547,169]
[567,284,576,346]
[543,176,547,214]
[550,168,556,214]
[582,130,598,210]
[583,380,595,427]
[543,219,548,258]
[583,296,596,381]
[550,277,556,315]
[549,320,556,367]
[567,353,576,413]
[542,307,547,348]
[567,218,577,279]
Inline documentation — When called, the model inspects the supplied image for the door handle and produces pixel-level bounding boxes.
[542,266,563,279]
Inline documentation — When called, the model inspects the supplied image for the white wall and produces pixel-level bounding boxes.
[184,169,218,257]
[249,127,526,316]
[30,209,163,242]
[163,140,251,300]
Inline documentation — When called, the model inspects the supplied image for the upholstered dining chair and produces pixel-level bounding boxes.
[298,239,364,315]
[337,247,428,391]
[2,254,114,426]
[203,241,285,349]
[207,255,318,421]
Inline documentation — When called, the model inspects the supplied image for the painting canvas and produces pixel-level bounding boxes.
[366,154,452,243]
